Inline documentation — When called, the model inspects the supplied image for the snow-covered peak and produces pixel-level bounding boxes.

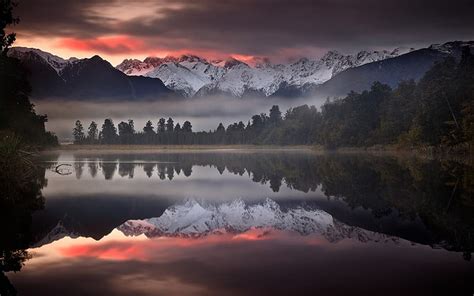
[177,54,207,63]
[8,47,72,73]
[143,56,164,67]
[210,59,226,67]
[32,221,79,248]
[117,198,401,244]
[115,45,416,97]
[116,58,154,76]
[224,57,249,69]
[293,57,311,65]
[245,56,272,68]
[321,50,344,62]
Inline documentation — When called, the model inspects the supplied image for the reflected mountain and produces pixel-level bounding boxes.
[3,151,474,296]
[35,151,474,259]
[118,198,401,245]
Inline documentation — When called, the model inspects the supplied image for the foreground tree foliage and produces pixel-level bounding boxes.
[0,133,46,295]
[0,0,57,147]
[73,48,474,150]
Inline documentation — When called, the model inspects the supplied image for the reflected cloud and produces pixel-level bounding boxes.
[36,151,474,257]
[11,228,474,296]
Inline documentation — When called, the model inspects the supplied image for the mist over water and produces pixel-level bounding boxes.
[33,95,328,141]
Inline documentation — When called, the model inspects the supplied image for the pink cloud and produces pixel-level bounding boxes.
[57,35,146,54]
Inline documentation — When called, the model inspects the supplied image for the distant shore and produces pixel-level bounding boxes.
[43,144,473,159]
[44,144,317,153]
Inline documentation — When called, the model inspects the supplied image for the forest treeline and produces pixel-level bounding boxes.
[73,47,474,150]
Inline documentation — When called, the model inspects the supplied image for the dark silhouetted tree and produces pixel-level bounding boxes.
[143,120,155,135]
[166,117,174,132]
[182,121,192,132]
[73,120,85,144]
[101,119,117,144]
[118,120,135,144]
[87,121,98,143]
[216,123,225,133]
[269,105,282,125]
[0,0,57,146]
[157,118,166,133]
[128,119,135,134]
[0,0,18,55]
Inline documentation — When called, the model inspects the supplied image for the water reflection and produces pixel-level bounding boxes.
[3,150,474,295]
[9,229,474,296]
[0,156,47,295]
[117,198,401,244]
[37,151,474,257]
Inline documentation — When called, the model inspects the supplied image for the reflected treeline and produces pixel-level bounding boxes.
[315,155,474,260]
[51,152,474,258]
[0,153,47,295]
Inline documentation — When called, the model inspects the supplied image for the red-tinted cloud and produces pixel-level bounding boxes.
[57,35,146,54]
[14,0,474,61]
[60,242,148,261]
[55,35,246,61]
[58,230,289,261]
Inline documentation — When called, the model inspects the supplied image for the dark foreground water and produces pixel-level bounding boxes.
[2,150,474,295]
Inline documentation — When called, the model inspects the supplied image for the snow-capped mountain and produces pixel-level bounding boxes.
[117,198,400,244]
[8,46,79,74]
[116,47,414,97]
[32,221,79,248]
[115,58,154,76]
[9,41,472,100]
[313,41,474,97]
[7,47,174,100]
[117,54,227,96]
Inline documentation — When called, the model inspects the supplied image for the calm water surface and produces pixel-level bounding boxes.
[4,150,474,295]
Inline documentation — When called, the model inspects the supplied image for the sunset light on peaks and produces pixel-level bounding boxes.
[230,54,257,65]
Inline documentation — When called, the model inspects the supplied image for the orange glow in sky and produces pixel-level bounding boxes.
[15,34,256,66]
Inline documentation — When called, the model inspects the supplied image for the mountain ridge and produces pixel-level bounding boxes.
[116,47,414,97]
[8,40,474,100]
[8,47,176,100]
[32,198,404,247]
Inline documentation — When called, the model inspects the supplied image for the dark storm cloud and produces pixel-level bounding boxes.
[14,0,474,54]
[14,0,115,38]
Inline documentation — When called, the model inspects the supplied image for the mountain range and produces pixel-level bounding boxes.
[117,198,401,244]
[8,41,474,100]
[8,47,174,100]
[33,198,403,247]
[117,47,415,97]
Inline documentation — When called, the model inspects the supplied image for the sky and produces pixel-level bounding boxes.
[11,0,474,66]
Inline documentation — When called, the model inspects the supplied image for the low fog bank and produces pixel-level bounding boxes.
[33,95,328,141]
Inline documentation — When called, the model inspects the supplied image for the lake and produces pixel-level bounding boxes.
[3,150,474,295]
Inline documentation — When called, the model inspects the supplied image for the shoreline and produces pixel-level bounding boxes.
[42,144,318,154]
[42,144,472,159]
